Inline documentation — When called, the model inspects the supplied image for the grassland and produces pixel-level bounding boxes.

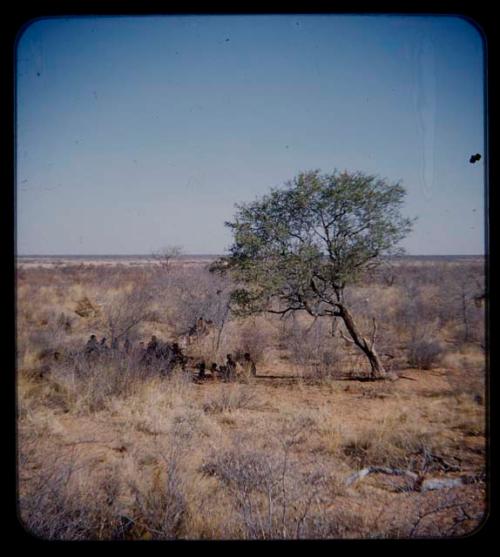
[16,256,487,539]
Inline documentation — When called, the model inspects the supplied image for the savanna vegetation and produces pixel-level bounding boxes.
[16,171,487,540]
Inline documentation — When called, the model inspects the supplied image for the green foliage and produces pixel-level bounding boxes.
[220,169,414,317]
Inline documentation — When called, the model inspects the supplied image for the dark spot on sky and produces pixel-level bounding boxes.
[36,72,40,77]
[225,38,230,42]
[285,145,289,149]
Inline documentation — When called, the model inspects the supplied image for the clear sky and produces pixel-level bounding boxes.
[16,14,485,255]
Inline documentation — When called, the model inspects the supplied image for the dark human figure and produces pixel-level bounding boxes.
[159,342,174,362]
[197,361,207,379]
[111,337,119,350]
[138,341,146,358]
[98,338,109,355]
[219,364,228,381]
[124,338,131,354]
[171,342,187,369]
[210,362,218,380]
[85,334,98,354]
[196,316,208,335]
[146,336,158,356]
[226,354,237,382]
[243,352,257,377]
[137,341,151,364]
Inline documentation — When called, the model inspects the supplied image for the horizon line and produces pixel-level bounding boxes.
[16,253,485,258]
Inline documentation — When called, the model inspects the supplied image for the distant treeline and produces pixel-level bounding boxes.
[16,253,485,264]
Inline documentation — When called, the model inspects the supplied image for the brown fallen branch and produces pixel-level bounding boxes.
[397,375,417,381]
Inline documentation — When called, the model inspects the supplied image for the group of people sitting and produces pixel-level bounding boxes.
[84,334,187,369]
[84,334,120,354]
[140,335,188,369]
[83,334,257,382]
[195,352,257,382]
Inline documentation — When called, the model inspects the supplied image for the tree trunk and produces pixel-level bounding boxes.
[337,304,387,379]
[214,305,230,360]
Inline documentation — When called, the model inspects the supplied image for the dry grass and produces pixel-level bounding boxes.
[16,257,487,539]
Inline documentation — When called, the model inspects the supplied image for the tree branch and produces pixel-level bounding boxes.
[370,317,378,350]
[339,329,355,345]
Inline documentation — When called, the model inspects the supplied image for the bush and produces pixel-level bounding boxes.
[280,317,343,379]
[129,446,188,539]
[203,385,258,414]
[19,457,122,540]
[236,320,270,364]
[50,350,157,413]
[407,339,443,370]
[200,436,344,539]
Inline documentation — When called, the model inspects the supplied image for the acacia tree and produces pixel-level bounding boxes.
[215,169,414,379]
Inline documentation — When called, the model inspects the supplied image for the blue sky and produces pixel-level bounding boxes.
[16,15,485,255]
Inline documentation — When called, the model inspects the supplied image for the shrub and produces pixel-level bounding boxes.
[236,320,270,364]
[19,456,122,540]
[129,446,188,539]
[200,436,344,539]
[280,317,343,379]
[203,385,258,414]
[49,350,159,413]
[407,339,443,370]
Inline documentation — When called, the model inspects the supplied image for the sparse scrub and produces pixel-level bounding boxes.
[341,414,445,470]
[407,338,443,370]
[203,385,258,414]
[19,454,123,540]
[16,256,486,539]
[200,436,344,539]
[280,316,344,380]
[128,444,188,539]
[235,318,273,364]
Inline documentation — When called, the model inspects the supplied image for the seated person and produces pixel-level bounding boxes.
[197,361,207,379]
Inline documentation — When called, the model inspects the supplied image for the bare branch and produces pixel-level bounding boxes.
[339,330,355,345]
[369,317,378,350]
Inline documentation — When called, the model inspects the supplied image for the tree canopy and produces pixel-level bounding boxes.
[220,169,414,320]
